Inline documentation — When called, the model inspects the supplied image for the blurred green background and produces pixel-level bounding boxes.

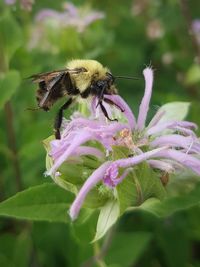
[1,0,200,266]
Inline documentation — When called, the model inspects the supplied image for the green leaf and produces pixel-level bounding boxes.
[117,173,138,214]
[71,210,98,244]
[112,147,165,215]
[0,183,73,223]
[0,70,21,109]
[158,102,190,124]
[135,162,166,202]
[185,64,200,85]
[138,182,200,217]
[84,186,109,209]
[93,200,120,242]
[105,232,152,267]
[0,11,23,64]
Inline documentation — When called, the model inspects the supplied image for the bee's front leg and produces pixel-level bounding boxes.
[99,101,118,122]
[54,98,73,139]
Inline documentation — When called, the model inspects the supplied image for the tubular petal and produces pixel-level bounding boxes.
[69,161,112,220]
[137,67,154,130]
[104,94,136,130]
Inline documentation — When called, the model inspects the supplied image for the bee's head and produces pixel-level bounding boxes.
[67,59,117,94]
[91,71,117,96]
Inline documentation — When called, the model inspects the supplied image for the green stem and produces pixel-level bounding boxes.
[4,101,23,191]
[81,225,116,267]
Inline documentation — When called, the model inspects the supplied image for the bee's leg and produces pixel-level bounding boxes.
[54,98,73,139]
[103,97,125,112]
[99,101,118,122]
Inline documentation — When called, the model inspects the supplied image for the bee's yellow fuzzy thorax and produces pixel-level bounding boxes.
[66,59,109,92]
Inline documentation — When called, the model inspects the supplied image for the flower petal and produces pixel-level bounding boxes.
[150,134,195,150]
[155,149,200,175]
[69,161,112,220]
[147,159,175,173]
[147,108,166,128]
[147,121,198,136]
[47,130,92,175]
[73,146,104,158]
[137,67,154,130]
[104,94,136,129]
[117,146,167,168]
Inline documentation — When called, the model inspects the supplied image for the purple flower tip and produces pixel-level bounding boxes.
[5,0,16,5]
[137,67,154,130]
[103,163,119,187]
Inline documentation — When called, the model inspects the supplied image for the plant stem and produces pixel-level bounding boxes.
[180,0,200,64]
[5,101,23,191]
[81,225,116,267]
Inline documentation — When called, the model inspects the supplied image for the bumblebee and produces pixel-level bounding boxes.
[31,59,128,139]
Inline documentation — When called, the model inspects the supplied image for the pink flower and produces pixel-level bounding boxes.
[35,2,105,33]
[67,67,200,220]
[4,0,34,11]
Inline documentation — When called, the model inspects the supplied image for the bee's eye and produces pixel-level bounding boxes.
[97,80,105,87]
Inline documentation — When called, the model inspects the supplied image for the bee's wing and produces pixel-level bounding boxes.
[30,68,85,83]
[38,72,66,108]
[33,68,84,109]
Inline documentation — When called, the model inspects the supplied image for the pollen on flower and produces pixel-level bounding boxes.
[118,128,134,148]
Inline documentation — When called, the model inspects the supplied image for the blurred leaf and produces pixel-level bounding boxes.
[0,254,14,267]
[185,64,200,85]
[105,232,152,267]
[0,70,20,109]
[138,182,200,217]
[158,102,190,124]
[0,183,73,222]
[0,233,16,264]
[0,11,22,64]
[13,231,32,267]
[155,216,189,267]
[93,200,119,242]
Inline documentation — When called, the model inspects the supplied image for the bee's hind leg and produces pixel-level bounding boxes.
[54,98,73,139]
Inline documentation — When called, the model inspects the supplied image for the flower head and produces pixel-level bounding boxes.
[4,0,34,11]
[28,2,105,51]
[45,66,200,221]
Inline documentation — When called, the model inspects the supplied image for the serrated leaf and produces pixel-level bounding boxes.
[138,182,200,217]
[0,183,73,223]
[0,70,21,109]
[158,102,190,124]
[93,200,119,242]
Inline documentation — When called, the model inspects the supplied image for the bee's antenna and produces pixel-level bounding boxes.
[114,75,140,80]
